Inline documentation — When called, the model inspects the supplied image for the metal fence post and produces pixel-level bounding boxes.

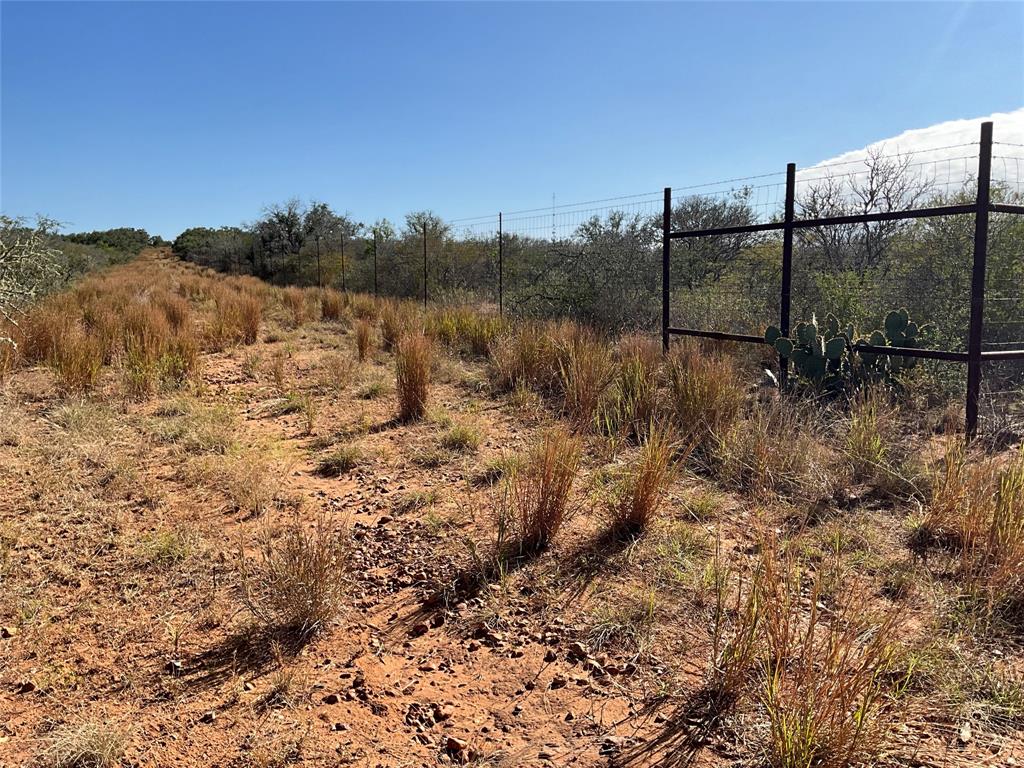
[966,121,993,437]
[422,222,428,309]
[498,212,503,318]
[340,235,347,293]
[662,187,671,352]
[372,229,378,297]
[779,162,797,388]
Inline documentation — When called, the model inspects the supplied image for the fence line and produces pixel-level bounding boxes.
[661,121,1024,437]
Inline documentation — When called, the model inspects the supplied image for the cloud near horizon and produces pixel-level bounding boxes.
[800,108,1024,194]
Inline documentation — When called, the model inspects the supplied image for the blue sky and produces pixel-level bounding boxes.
[2,1,1022,238]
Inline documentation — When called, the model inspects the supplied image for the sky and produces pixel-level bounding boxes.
[2,1,1023,239]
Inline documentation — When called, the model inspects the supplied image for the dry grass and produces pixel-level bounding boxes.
[218,452,285,516]
[502,427,581,555]
[50,323,104,395]
[922,444,1024,622]
[320,289,346,322]
[315,445,363,477]
[600,334,662,442]
[318,352,356,392]
[41,716,128,768]
[489,322,559,393]
[605,424,676,536]
[281,287,308,327]
[395,333,433,422]
[758,555,900,768]
[665,342,744,452]
[212,289,262,346]
[241,516,350,638]
[441,422,482,454]
[426,306,504,357]
[846,388,894,482]
[558,328,615,428]
[380,300,417,351]
[354,319,373,362]
[720,398,832,500]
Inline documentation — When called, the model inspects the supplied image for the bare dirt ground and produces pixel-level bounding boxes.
[1,253,1022,767]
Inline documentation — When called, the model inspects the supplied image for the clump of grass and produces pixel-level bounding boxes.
[720,398,830,500]
[392,489,437,514]
[211,290,262,346]
[605,424,677,536]
[600,335,661,443]
[502,427,581,555]
[50,323,104,395]
[426,306,504,357]
[916,437,980,549]
[21,303,73,364]
[299,392,317,435]
[354,319,373,362]
[319,352,355,392]
[587,589,657,655]
[665,343,743,453]
[153,402,236,455]
[315,445,363,477]
[380,300,416,352]
[269,350,288,394]
[241,516,350,638]
[349,294,378,322]
[42,717,128,768]
[395,333,433,422]
[357,379,387,400]
[705,544,765,712]
[320,289,346,322]
[281,287,307,327]
[558,328,615,428]
[441,423,481,454]
[220,453,283,516]
[758,555,900,768]
[270,392,304,416]
[141,525,199,565]
[846,388,892,482]
[960,447,1024,622]
[489,322,558,393]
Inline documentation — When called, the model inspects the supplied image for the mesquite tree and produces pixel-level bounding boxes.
[0,215,62,349]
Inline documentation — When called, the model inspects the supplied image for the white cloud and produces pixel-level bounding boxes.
[800,108,1024,194]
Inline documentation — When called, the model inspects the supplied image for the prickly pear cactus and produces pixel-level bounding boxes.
[765,308,933,393]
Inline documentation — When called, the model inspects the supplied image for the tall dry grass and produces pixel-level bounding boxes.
[50,323,105,394]
[758,554,900,768]
[241,516,350,638]
[354,319,373,362]
[426,306,505,357]
[605,424,676,535]
[502,427,582,555]
[665,342,744,452]
[281,287,308,327]
[490,322,559,393]
[921,440,1024,621]
[320,289,346,322]
[600,334,662,442]
[395,332,433,421]
[211,289,262,347]
[558,328,615,428]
